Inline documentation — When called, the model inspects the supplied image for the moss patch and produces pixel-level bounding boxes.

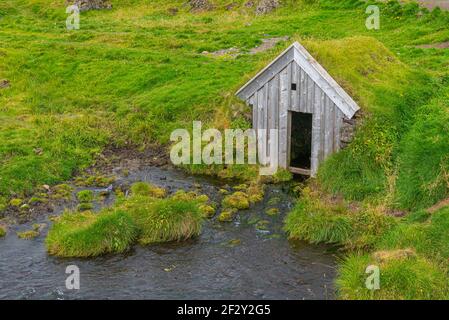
[130,182,167,198]
[222,191,250,210]
[0,225,7,237]
[218,208,238,222]
[17,230,40,240]
[77,190,94,203]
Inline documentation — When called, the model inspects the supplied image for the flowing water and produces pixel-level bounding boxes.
[0,167,337,299]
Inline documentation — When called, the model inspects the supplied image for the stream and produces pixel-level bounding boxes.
[0,166,337,299]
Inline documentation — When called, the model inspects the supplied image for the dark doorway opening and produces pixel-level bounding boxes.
[290,112,312,170]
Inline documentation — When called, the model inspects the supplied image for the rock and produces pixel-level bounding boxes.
[222,191,250,210]
[245,1,256,8]
[218,208,238,222]
[66,0,112,12]
[0,79,10,89]
[189,0,213,12]
[33,147,43,155]
[255,220,270,231]
[225,2,238,10]
[255,0,280,15]
[227,238,241,246]
[199,204,216,218]
[167,7,179,16]
[340,113,361,149]
[266,208,279,216]
[17,229,40,240]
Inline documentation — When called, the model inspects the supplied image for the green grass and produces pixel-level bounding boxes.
[130,181,167,198]
[121,194,204,245]
[76,189,94,203]
[337,252,449,300]
[378,206,449,265]
[47,185,207,256]
[2,0,449,299]
[1,0,448,206]
[284,190,353,244]
[46,209,138,257]
[284,187,397,248]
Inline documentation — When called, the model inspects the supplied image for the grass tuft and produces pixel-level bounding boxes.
[46,209,138,257]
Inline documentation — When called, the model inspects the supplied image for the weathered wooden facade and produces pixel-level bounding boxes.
[236,42,360,176]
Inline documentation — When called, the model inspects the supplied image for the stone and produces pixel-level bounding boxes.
[255,0,280,15]
[66,0,112,12]
[189,0,213,12]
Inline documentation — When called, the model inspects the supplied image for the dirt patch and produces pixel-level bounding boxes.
[373,248,416,263]
[416,0,449,10]
[0,79,10,89]
[84,145,170,176]
[427,197,449,214]
[189,0,214,12]
[249,36,289,54]
[417,41,449,49]
[255,0,281,15]
[66,0,112,12]
[202,36,289,58]
[203,47,240,58]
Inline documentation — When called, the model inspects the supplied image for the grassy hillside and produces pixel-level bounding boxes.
[0,0,447,199]
[1,0,449,298]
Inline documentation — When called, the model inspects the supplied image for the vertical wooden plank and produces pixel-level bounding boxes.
[256,87,265,165]
[287,111,292,165]
[273,74,279,130]
[311,85,322,176]
[319,90,326,164]
[279,64,291,168]
[299,68,306,113]
[306,75,315,113]
[257,88,264,131]
[267,80,274,158]
[334,108,343,152]
[249,94,257,130]
[324,97,334,158]
[252,92,259,130]
[291,62,299,111]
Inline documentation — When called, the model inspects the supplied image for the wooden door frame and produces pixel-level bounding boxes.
[287,110,312,176]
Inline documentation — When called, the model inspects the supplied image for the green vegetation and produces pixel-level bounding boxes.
[122,194,204,245]
[218,208,238,222]
[285,187,449,299]
[199,204,216,218]
[46,209,137,257]
[337,252,449,300]
[77,190,94,203]
[130,181,167,198]
[51,184,73,200]
[74,175,116,188]
[1,0,449,299]
[222,191,250,210]
[46,182,206,256]
[17,224,43,240]
[266,208,279,216]
[9,198,23,207]
[0,225,6,237]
